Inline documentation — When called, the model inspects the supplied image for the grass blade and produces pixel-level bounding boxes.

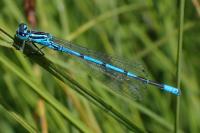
[0,105,37,133]
[175,0,185,132]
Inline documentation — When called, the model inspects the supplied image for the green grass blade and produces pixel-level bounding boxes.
[66,3,148,40]
[175,0,185,132]
[0,105,37,133]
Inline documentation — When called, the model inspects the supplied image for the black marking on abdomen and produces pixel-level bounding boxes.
[102,62,107,68]
[124,70,128,75]
[135,76,163,88]
[80,53,84,58]
[30,36,45,39]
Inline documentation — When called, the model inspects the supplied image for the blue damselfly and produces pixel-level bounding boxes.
[13,23,181,98]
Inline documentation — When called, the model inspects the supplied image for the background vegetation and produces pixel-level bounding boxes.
[0,0,199,132]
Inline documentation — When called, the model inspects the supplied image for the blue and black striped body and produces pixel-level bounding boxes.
[15,23,180,96]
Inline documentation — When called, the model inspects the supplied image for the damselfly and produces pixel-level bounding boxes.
[13,23,180,98]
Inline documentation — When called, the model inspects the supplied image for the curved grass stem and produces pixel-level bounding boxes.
[66,3,148,40]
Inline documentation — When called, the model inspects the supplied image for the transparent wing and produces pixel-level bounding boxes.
[51,37,148,100]
[53,37,148,77]
[87,62,146,100]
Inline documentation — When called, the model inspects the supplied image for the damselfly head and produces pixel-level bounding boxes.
[16,23,29,40]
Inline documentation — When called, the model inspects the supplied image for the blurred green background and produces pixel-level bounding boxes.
[0,0,199,133]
